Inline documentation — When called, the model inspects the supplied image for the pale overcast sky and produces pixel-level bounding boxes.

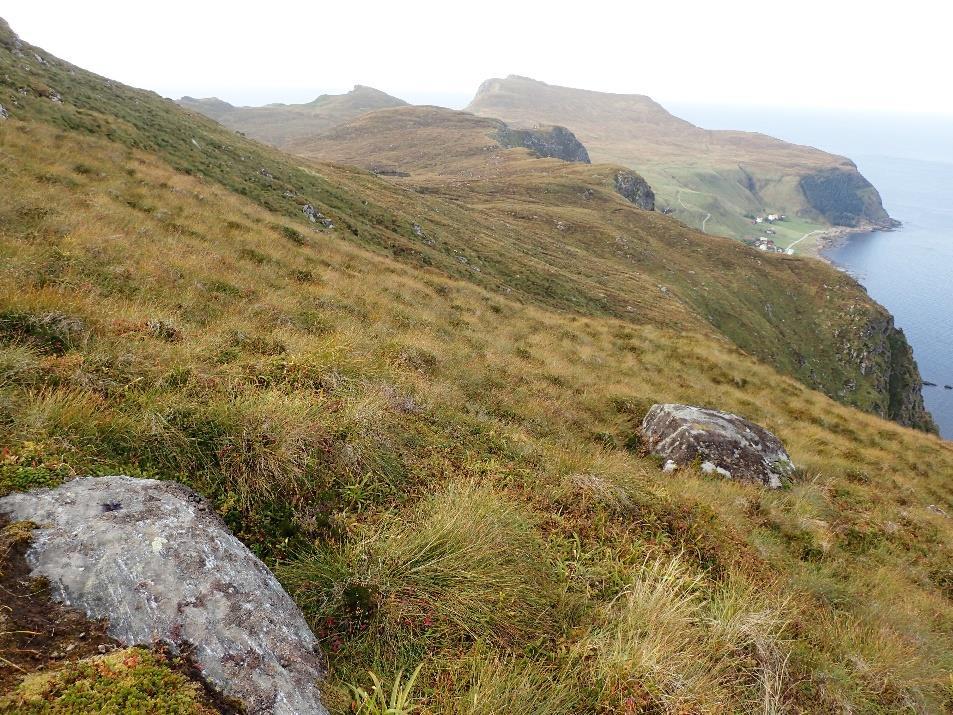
[4,0,951,115]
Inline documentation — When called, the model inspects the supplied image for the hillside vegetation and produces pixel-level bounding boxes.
[178,85,408,148]
[1,18,952,714]
[287,105,591,176]
[467,75,895,242]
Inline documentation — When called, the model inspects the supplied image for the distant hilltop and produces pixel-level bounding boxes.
[180,75,896,246]
[467,75,896,242]
[177,85,407,147]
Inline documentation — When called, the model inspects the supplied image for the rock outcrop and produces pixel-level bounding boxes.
[641,404,795,488]
[0,476,328,715]
[614,170,655,210]
[857,313,937,432]
[303,202,334,228]
[799,167,897,228]
[496,124,590,163]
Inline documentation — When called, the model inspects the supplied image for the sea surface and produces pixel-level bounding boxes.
[821,155,953,438]
[664,104,953,438]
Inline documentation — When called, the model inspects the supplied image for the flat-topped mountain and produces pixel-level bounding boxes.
[177,84,407,147]
[467,75,895,242]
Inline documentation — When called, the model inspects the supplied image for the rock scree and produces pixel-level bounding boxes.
[640,404,795,488]
[0,476,328,715]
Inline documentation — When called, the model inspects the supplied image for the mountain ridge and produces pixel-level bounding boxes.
[467,75,896,244]
[177,84,408,147]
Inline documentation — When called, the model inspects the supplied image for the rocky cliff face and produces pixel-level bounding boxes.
[800,168,896,228]
[840,309,937,433]
[496,124,590,163]
[614,169,655,210]
[884,327,936,431]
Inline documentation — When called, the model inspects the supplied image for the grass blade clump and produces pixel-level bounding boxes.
[453,653,587,715]
[591,553,789,714]
[282,482,561,655]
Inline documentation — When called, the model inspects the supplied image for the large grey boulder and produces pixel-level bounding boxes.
[0,476,328,715]
[641,404,794,488]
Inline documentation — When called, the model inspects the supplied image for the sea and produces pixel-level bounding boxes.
[665,103,953,437]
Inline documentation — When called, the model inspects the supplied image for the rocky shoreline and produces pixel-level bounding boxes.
[802,219,902,261]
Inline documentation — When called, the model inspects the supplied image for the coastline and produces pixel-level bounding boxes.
[799,220,901,262]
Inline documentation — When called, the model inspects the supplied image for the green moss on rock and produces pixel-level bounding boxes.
[0,648,220,714]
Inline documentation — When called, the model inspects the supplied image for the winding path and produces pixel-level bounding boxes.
[787,229,824,251]
[677,190,712,233]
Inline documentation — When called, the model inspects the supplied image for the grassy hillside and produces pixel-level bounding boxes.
[275,104,936,433]
[178,85,408,148]
[289,105,537,176]
[288,105,591,178]
[467,76,895,243]
[2,18,952,714]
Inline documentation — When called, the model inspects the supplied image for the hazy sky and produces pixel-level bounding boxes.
[5,1,952,114]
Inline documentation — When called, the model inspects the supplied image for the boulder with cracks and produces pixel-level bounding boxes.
[0,476,328,715]
[641,404,794,488]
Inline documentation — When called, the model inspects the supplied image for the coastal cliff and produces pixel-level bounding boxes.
[837,308,937,433]
[800,167,898,229]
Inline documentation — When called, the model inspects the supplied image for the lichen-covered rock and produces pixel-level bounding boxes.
[614,170,655,211]
[640,404,794,488]
[0,103,8,120]
[0,476,328,715]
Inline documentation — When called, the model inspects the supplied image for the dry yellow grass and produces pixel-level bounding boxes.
[1,116,952,712]
[1,19,951,710]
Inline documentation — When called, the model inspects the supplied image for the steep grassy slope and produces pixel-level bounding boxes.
[1,18,932,429]
[2,19,952,713]
[3,104,953,715]
[280,104,936,433]
[177,85,408,148]
[467,76,895,241]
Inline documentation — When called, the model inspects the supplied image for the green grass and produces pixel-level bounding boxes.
[0,18,952,714]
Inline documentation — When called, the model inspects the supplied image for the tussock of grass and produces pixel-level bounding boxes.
[592,554,789,713]
[451,653,586,715]
[282,483,560,651]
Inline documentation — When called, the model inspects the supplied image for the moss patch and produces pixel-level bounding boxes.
[0,648,222,714]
